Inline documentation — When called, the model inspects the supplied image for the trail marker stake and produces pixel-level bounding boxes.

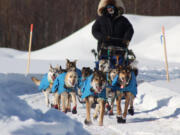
[26,24,33,75]
[162,26,170,82]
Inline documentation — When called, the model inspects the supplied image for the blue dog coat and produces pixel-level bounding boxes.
[112,72,137,96]
[51,72,78,94]
[76,68,82,87]
[81,74,106,100]
[39,74,50,91]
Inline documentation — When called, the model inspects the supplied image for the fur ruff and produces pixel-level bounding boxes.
[97,0,125,16]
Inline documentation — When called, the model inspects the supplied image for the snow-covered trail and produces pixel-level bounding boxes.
[1,15,180,135]
[1,66,179,135]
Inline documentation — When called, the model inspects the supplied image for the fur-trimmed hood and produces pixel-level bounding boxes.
[97,0,125,16]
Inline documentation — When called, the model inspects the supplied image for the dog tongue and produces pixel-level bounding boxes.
[52,76,56,81]
[120,85,124,89]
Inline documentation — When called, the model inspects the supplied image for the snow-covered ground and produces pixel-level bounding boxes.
[0,15,180,135]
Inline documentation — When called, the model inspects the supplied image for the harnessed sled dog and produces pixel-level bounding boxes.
[98,59,117,114]
[31,64,62,107]
[112,65,137,123]
[51,59,81,113]
[93,45,138,119]
[106,68,118,115]
[78,67,93,104]
[81,70,107,126]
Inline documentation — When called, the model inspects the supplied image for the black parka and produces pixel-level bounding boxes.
[92,14,134,52]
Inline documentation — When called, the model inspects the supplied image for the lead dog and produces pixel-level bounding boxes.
[31,64,62,107]
[64,59,81,112]
[113,65,137,123]
[81,70,107,126]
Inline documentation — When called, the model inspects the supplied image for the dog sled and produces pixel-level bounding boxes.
[92,45,136,70]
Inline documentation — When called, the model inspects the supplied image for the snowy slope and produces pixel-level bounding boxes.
[0,15,180,135]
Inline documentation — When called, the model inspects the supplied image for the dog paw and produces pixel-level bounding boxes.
[84,119,92,125]
[108,110,114,115]
[98,122,103,126]
[66,108,71,112]
[128,107,134,116]
[62,110,67,114]
[72,107,77,114]
[93,115,98,120]
[117,116,126,123]
[51,104,59,110]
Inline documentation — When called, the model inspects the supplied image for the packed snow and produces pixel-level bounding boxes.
[0,15,180,135]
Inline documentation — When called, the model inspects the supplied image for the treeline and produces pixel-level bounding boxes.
[0,0,179,51]
[125,0,180,16]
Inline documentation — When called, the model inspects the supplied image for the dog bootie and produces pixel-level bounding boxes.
[93,115,98,120]
[128,107,134,116]
[51,104,59,110]
[72,106,77,114]
[105,103,111,111]
[117,116,126,123]
[84,119,92,125]
[66,108,71,112]
[109,109,114,115]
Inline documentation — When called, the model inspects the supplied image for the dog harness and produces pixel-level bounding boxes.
[51,72,78,94]
[112,71,137,96]
[81,74,106,100]
[39,74,51,91]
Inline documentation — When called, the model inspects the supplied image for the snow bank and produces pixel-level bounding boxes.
[0,74,90,135]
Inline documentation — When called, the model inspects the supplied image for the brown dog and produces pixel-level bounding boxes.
[60,59,79,113]
[106,68,118,115]
[116,65,135,123]
[66,59,77,71]
[77,67,93,104]
[61,69,78,114]
[84,70,107,126]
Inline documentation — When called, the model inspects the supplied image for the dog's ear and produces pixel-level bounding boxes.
[66,59,70,64]
[50,64,53,69]
[81,68,85,74]
[59,65,62,70]
[93,67,98,73]
[55,64,60,70]
[74,60,77,64]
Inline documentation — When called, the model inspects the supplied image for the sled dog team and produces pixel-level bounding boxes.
[32,59,138,126]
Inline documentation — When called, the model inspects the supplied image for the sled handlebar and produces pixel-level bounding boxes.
[101,46,127,51]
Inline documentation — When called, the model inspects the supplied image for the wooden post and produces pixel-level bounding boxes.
[26,24,33,75]
[162,26,170,82]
